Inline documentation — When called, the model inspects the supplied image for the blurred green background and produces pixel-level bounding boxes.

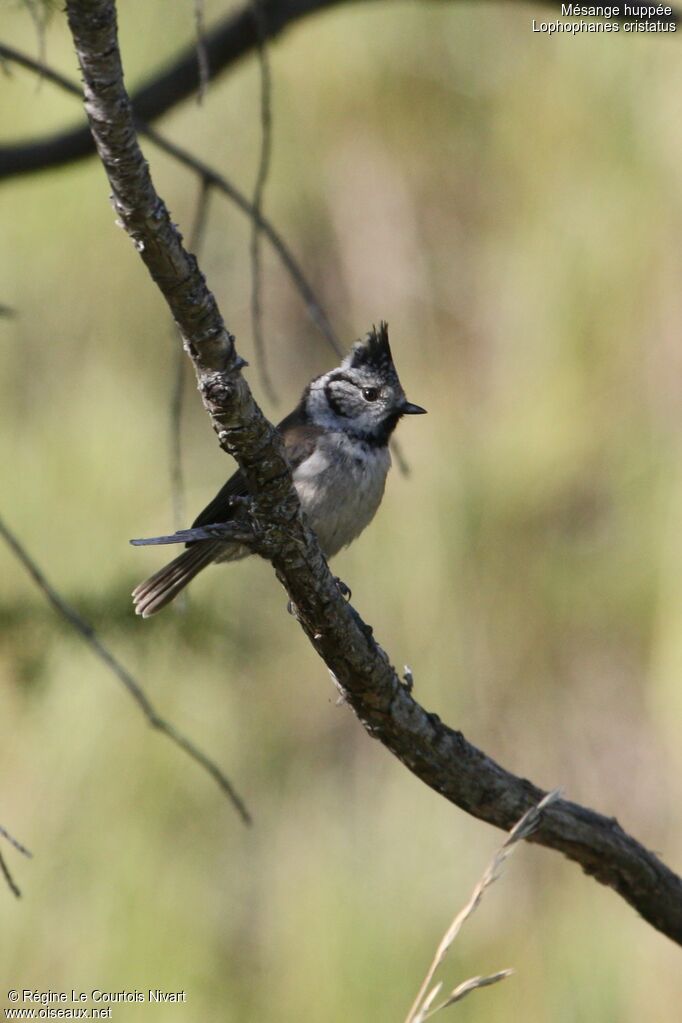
[2,0,682,1018]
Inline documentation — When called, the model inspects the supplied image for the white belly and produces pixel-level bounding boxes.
[293,434,391,557]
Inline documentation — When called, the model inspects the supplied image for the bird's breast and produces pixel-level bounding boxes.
[292,435,391,557]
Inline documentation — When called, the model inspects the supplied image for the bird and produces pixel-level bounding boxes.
[131,322,426,617]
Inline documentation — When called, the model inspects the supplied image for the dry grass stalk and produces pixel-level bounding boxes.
[404,789,562,1023]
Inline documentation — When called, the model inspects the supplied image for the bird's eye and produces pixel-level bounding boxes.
[362,387,380,402]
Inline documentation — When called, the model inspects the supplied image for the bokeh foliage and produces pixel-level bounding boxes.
[2,0,682,1018]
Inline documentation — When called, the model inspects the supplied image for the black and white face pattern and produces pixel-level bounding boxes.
[305,323,424,446]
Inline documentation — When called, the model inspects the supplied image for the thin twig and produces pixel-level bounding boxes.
[0,41,81,96]
[0,512,252,825]
[170,338,188,533]
[146,125,343,357]
[405,790,561,1023]
[0,851,21,898]
[0,42,342,359]
[391,437,410,477]
[0,824,32,859]
[0,823,32,899]
[249,0,277,403]
[3,0,681,181]
[24,0,49,89]
[0,38,388,475]
[193,0,210,103]
[170,175,212,533]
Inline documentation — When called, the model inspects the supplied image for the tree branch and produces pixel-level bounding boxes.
[0,41,342,355]
[0,512,251,824]
[3,0,680,182]
[1,0,355,181]
[249,0,277,403]
[0,823,32,899]
[64,0,682,947]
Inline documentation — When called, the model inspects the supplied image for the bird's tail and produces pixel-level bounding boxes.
[132,541,222,618]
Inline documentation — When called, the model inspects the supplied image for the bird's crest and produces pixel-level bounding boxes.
[344,321,395,377]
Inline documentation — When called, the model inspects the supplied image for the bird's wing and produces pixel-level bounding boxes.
[190,407,324,531]
[277,416,327,471]
[190,466,249,529]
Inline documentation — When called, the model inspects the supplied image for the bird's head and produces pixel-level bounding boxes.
[307,322,426,443]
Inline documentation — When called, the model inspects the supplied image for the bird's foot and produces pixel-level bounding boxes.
[334,577,352,602]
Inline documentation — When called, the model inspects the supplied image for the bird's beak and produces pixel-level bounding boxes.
[400,400,427,415]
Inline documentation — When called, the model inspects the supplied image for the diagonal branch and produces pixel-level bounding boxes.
[0,823,32,899]
[0,512,251,824]
[0,850,22,899]
[0,42,342,355]
[1,0,356,181]
[2,0,680,182]
[65,0,682,948]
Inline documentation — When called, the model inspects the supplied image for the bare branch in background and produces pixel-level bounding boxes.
[63,0,682,947]
[193,0,210,102]
[145,125,343,355]
[1,0,679,182]
[0,38,403,471]
[0,852,21,899]
[249,0,277,403]
[0,513,251,825]
[0,824,32,899]
[390,437,410,476]
[0,43,342,357]
[1,0,353,181]
[170,334,188,533]
[188,174,213,264]
[170,175,213,532]
[24,0,50,85]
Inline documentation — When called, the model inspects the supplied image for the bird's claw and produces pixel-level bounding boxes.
[334,577,352,602]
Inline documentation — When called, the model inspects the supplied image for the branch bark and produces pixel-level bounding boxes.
[3,0,680,181]
[64,0,682,947]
